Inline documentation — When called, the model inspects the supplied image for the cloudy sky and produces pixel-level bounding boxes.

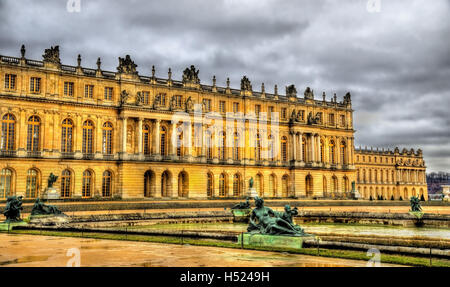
[0,0,449,172]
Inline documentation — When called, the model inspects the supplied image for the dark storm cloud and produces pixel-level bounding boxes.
[0,0,449,172]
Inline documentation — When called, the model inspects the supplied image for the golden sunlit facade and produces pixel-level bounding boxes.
[1,45,426,200]
[355,147,428,200]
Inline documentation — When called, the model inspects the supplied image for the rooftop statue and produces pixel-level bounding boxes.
[117,55,138,74]
[231,197,251,210]
[343,92,352,105]
[247,197,305,236]
[42,46,60,64]
[182,65,200,84]
[304,87,314,100]
[241,76,252,91]
[307,112,321,125]
[410,196,422,212]
[47,173,58,188]
[119,90,130,106]
[3,196,23,222]
[286,84,297,97]
[31,198,62,216]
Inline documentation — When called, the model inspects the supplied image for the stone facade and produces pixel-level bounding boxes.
[0,45,410,200]
[355,147,428,200]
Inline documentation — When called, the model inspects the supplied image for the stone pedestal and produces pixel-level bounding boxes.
[42,187,60,200]
[231,209,251,222]
[247,188,258,198]
[237,233,313,250]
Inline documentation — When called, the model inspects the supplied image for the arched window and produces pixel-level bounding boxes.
[281,136,288,162]
[26,169,39,198]
[1,114,16,151]
[26,116,40,152]
[61,169,72,198]
[160,126,167,156]
[143,124,151,155]
[178,171,188,197]
[82,170,93,198]
[144,170,155,197]
[207,172,214,197]
[233,132,240,161]
[332,176,338,194]
[102,122,113,155]
[343,177,349,193]
[206,131,213,160]
[82,120,94,154]
[233,173,241,196]
[61,119,73,153]
[161,170,170,197]
[255,133,261,161]
[0,168,13,198]
[363,170,366,182]
[219,173,227,197]
[329,140,336,164]
[323,176,328,197]
[102,170,112,197]
[340,140,347,164]
[219,132,226,160]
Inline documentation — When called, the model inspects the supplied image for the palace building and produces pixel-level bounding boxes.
[0,45,427,200]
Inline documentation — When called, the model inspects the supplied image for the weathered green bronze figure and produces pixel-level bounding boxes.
[231,197,251,210]
[278,205,299,225]
[410,196,422,212]
[31,198,62,216]
[3,196,23,222]
[47,173,58,188]
[247,197,305,236]
[249,177,254,189]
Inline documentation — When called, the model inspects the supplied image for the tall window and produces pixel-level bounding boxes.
[176,129,183,157]
[64,81,74,97]
[281,136,287,162]
[268,135,275,161]
[302,137,306,162]
[233,102,239,113]
[0,168,13,198]
[281,108,287,120]
[206,131,212,160]
[82,170,93,198]
[203,99,211,112]
[1,114,16,151]
[61,119,73,153]
[142,91,150,105]
[102,170,112,197]
[61,170,71,198]
[329,140,336,164]
[340,115,346,127]
[30,77,41,93]
[4,74,16,90]
[255,105,261,117]
[255,134,261,161]
[207,173,213,197]
[102,122,113,154]
[174,95,183,108]
[82,120,94,154]
[219,101,226,113]
[143,124,151,155]
[218,132,226,160]
[319,139,325,162]
[104,87,113,101]
[85,85,94,98]
[233,174,241,196]
[219,173,226,197]
[233,132,240,161]
[26,169,39,198]
[328,113,335,126]
[160,126,167,155]
[26,116,40,152]
[340,141,347,164]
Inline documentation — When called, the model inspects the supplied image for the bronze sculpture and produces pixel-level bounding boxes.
[410,196,422,212]
[231,197,251,210]
[47,173,58,188]
[31,198,62,216]
[3,196,23,222]
[247,197,305,236]
[278,205,299,225]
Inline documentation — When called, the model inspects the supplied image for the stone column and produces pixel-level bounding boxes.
[316,135,320,163]
[187,122,193,157]
[121,117,127,153]
[201,124,206,157]
[293,132,297,161]
[171,122,177,156]
[298,132,303,162]
[154,119,160,155]
[311,134,316,162]
[137,117,143,155]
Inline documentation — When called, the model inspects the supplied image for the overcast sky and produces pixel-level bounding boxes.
[0,0,449,172]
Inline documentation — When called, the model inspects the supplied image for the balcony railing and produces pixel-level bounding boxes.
[103,154,114,160]
[0,150,16,157]
[27,151,42,158]
[82,153,95,160]
[61,152,75,159]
